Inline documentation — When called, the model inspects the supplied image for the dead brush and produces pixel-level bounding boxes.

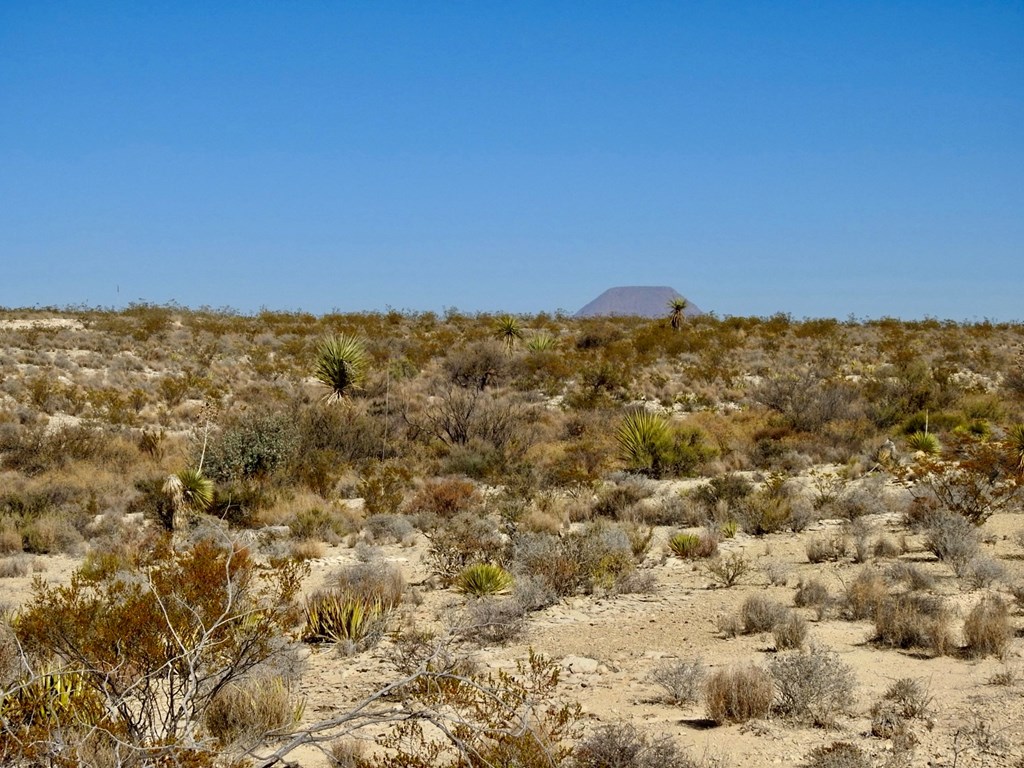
[704,665,773,724]
[873,594,953,656]
[963,595,1012,658]
[650,658,706,706]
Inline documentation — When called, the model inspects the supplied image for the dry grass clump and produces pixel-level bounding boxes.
[704,665,773,724]
[873,594,953,656]
[0,556,31,578]
[738,594,788,634]
[963,595,1012,658]
[773,611,809,650]
[461,597,527,646]
[403,477,480,522]
[705,552,751,588]
[795,578,832,620]
[204,676,302,748]
[870,678,931,739]
[840,569,889,620]
[806,535,847,564]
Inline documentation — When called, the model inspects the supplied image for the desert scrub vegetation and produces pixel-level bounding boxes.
[2,307,1024,763]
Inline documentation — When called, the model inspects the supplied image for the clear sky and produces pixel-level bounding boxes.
[2,2,1022,320]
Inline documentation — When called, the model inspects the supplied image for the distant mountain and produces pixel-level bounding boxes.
[575,286,704,318]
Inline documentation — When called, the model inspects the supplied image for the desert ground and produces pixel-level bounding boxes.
[0,307,1022,767]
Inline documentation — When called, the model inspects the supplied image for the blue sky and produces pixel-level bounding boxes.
[2,2,1021,319]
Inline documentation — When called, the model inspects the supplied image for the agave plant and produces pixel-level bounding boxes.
[667,531,718,559]
[455,563,514,596]
[616,409,671,476]
[314,334,368,401]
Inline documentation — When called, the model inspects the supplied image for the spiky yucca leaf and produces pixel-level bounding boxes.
[314,334,368,401]
[302,591,385,644]
[163,467,214,516]
[906,431,940,455]
[616,410,671,474]
[493,315,523,354]
[526,332,556,353]
[1006,424,1024,474]
[455,563,514,596]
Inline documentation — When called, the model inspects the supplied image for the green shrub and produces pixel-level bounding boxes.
[667,531,717,560]
[455,563,514,596]
[203,410,298,484]
[905,431,940,454]
[302,590,390,649]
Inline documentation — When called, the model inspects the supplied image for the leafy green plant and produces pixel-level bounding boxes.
[455,563,515,596]
[314,334,368,401]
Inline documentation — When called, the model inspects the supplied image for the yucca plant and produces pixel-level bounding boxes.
[0,670,103,728]
[667,297,688,331]
[906,431,940,455]
[526,332,556,353]
[302,590,385,645]
[616,409,671,476]
[1007,423,1024,474]
[455,563,514,596]
[162,467,214,530]
[668,531,717,559]
[493,315,523,355]
[314,334,368,401]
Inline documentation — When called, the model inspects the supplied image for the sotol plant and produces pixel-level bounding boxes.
[455,563,515,597]
[314,334,368,401]
[616,410,671,476]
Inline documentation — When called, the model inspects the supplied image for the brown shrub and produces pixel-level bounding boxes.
[404,477,480,521]
[773,611,808,650]
[204,676,300,748]
[840,569,888,620]
[874,594,953,656]
[795,578,831,620]
[963,595,1012,658]
[704,665,773,724]
[739,595,788,634]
